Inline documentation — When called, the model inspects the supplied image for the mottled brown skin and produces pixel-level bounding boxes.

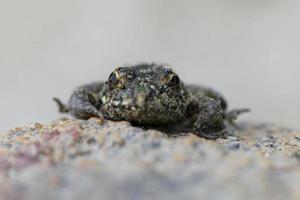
[54,64,249,139]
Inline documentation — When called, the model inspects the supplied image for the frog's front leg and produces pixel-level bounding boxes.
[54,82,105,119]
[193,97,228,139]
[225,108,250,127]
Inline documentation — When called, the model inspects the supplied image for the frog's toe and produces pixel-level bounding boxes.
[87,107,106,119]
[226,108,250,126]
[194,129,228,140]
[193,113,228,139]
[53,97,69,113]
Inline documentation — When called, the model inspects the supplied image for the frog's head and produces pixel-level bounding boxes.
[102,64,189,124]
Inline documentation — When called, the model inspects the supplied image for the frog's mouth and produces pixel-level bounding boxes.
[102,90,187,125]
[103,102,185,125]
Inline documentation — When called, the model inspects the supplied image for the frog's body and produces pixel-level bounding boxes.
[54,64,248,139]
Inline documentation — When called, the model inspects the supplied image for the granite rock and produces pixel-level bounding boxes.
[0,118,299,200]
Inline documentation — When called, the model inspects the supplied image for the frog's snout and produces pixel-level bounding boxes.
[135,92,148,107]
[117,86,151,110]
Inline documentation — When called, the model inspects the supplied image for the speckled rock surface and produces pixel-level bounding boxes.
[0,118,299,200]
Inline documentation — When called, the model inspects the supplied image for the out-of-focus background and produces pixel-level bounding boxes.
[0,0,299,132]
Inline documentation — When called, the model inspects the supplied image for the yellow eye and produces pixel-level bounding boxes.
[162,73,180,87]
[168,74,180,86]
[109,71,120,83]
[108,70,123,90]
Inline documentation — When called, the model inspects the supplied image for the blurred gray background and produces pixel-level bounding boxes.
[0,0,299,133]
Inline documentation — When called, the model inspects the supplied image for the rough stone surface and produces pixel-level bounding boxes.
[0,118,299,200]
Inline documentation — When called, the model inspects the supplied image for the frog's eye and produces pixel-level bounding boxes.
[109,71,120,83]
[168,74,180,86]
[108,70,123,90]
[163,73,181,87]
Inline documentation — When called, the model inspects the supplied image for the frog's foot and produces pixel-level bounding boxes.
[53,98,69,113]
[54,97,105,120]
[66,88,107,120]
[85,106,105,118]
[194,128,228,140]
[71,105,108,120]
[225,108,250,127]
[192,96,229,139]
[193,114,228,140]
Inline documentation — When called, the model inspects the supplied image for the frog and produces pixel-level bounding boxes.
[53,63,249,139]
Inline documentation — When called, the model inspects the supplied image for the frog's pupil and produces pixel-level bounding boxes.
[109,72,117,83]
[170,74,180,85]
[108,72,121,90]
